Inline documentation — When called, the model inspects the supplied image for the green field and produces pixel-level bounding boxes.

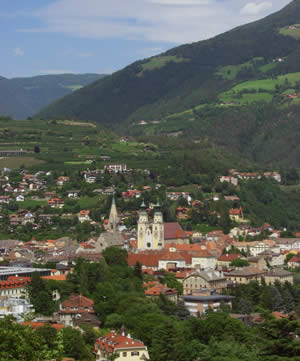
[139,56,188,75]
[0,157,45,169]
[216,57,264,80]
[280,25,300,39]
[231,72,300,92]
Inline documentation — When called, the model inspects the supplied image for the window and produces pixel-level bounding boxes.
[122,352,127,357]
[131,352,139,356]
[147,242,151,248]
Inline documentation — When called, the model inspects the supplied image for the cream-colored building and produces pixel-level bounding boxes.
[225,267,266,285]
[138,202,164,250]
[264,269,294,285]
[94,331,149,361]
[183,270,227,295]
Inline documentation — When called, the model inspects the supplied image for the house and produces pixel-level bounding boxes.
[220,176,238,186]
[217,254,242,268]
[247,256,267,270]
[225,267,266,285]
[276,238,300,251]
[67,190,80,198]
[258,250,285,267]
[94,330,149,361]
[287,256,300,268]
[144,281,178,302]
[122,190,142,200]
[191,251,217,269]
[181,288,234,316]
[44,191,56,200]
[183,270,227,295]
[16,195,24,202]
[229,207,244,223]
[0,276,30,298]
[166,192,191,203]
[78,210,91,223]
[84,173,97,183]
[104,164,127,173]
[158,252,189,270]
[56,176,70,186]
[264,269,294,285]
[58,294,95,327]
[0,195,12,204]
[48,198,64,208]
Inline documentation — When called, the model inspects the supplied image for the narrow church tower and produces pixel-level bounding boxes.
[152,202,164,249]
[108,197,119,232]
[137,201,149,249]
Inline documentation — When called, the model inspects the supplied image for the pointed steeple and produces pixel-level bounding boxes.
[108,197,119,232]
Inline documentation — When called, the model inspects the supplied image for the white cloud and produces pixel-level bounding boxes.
[13,47,24,56]
[20,0,290,44]
[241,2,273,15]
[40,69,74,74]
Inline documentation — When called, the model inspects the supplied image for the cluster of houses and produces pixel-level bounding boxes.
[220,169,281,186]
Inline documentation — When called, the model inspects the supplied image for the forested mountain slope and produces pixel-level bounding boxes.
[36,0,300,125]
[36,0,300,167]
[0,73,104,119]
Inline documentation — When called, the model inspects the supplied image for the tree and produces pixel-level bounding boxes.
[0,316,58,361]
[62,327,93,361]
[27,272,56,315]
[231,259,249,267]
[102,247,128,266]
[133,261,143,280]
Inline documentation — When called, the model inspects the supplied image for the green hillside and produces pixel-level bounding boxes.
[35,0,300,166]
[0,73,105,120]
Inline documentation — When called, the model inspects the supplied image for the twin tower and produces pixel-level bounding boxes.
[137,202,164,250]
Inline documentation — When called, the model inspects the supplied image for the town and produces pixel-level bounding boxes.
[0,157,299,360]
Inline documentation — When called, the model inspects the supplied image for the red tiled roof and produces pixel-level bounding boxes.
[218,254,241,262]
[288,256,300,263]
[61,293,94,308]
[144,284,177,296]
[128,252,162,267]
[95,331,146,354]
[272,312,288,319]
[164,222,188,240]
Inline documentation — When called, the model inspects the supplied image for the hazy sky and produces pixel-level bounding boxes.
[1,0,291,78]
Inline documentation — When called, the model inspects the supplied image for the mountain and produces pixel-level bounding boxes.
[36,0,300,166]
[0,73,105,119]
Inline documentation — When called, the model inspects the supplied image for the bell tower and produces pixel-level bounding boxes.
[137,201,150,249]
[152,202,164,249]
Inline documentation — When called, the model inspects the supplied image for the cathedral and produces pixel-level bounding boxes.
[137,202,165,250]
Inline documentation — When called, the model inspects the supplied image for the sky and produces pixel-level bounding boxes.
[0,0,292,78]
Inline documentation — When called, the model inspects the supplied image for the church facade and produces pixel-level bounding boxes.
[137,204,164,250]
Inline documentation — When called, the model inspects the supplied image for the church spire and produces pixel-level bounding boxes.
[108,197,119,232]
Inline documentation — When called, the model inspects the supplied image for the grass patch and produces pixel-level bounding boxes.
[280,25,300,39]
[259,62,277,73]
[0,157,45,169]
[17,199,48,209]
[216,57,264,80]
[139,56,188,75]
[77,196,100,209]
[56,120,96,127]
